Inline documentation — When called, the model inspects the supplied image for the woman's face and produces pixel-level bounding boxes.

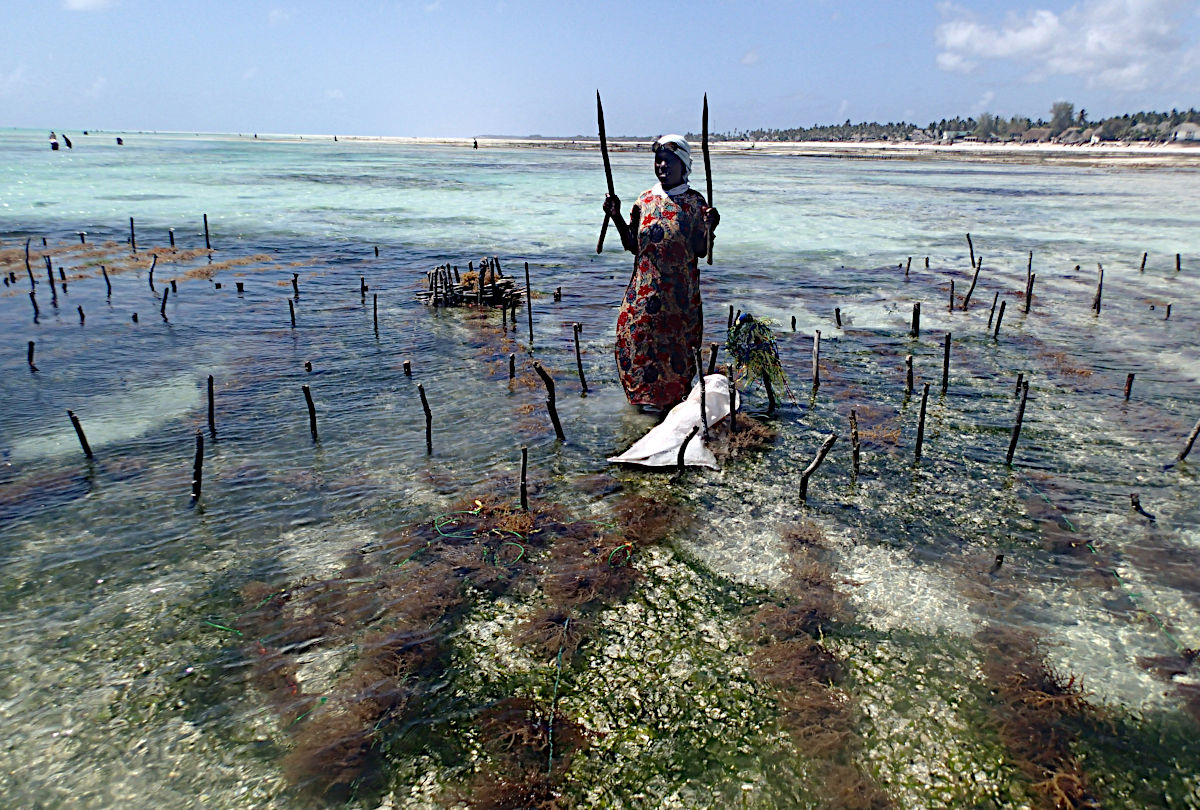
[654,148,686,188]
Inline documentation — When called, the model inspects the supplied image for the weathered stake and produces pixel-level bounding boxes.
[292,273,299,297]
[942,333,950,392]
[1178,416,1200,463]
[987,291,999,328]
[67,409,94,459]
[508,353,516,379]
[1177,253,1182,273]
[673,426,700,481]
[949,279,955,311]
[695,349,709,441]
[289,298,296,327]
[77,305,84,324]
[533,362,566,441]
[161,286,169,320]
[799,433,838,503]
[207,375,216,435]
[130,217,137,253]
[1124,373,1135,401]
[27,340,36,370]
[915,382,930,461]
[373,294,378,331]
[1006,380,1030,465]
[203,213,211,250]
[573,323,588,394]
[302,384,318,442]
[962,257,981,310]
[1140,252,1147,273]
[403,359,412,376]
[812,330,821,390]
[417,383,432,454]
[1092,263,1103,314]
[905,354,914,395]
[834,307,842,328]
[191,431,204,502]
[708,342,718,375]
[30,292,40,320]
[849,410,861,477]
[966,233,975,269]
[525,262,534,343]
[1024,273,1035,314]
[519,447,529,510]
[992,300,1006,339]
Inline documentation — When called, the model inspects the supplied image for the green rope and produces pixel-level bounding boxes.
[288,696,328,728]
[547,617,568,775]
[202,620,244,636]
[607,542,633,566]
[499,540,526,565]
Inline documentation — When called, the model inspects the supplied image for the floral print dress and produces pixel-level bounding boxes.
[615,186,707,408]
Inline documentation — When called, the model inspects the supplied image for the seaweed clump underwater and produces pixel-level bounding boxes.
[231,485,685,804]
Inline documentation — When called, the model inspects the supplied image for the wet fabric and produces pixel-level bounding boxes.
[614,185,708,408]
[608,374,738,470]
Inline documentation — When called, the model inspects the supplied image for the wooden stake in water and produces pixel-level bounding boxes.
[1177,253,1182,273]
[911,302,920,337]
[812,330,821,390]
[834,307,842,328]
[533,362,566,441]
[695,349,709,441]
[572,323,588,394]
[236,282,244,294]
[130,217,137,253]
[403,359,412,376]
[992,300,1006,339]
[207,375,216,436]
[966,233,975,268]
[161,286,169,320]
[949,280,955,311]
[915,382,930,461]
[1014,372,1024,395]
[1092,263,1103,314]
[962,257,981,310]
[373,294,378,331]
[708,342,718,375]
[191,431,204,503]
[101,268,111,297]
[519,447,529,510]
[30,292,40,320]
[791,315,796,331]
[906,256,912,276]
[46,257,57,306]
[67,409,94,459]
[291,273,299,298]
[849,410,860,477]
[1124,373,1135,401]
[799,433,837,503]
[203,213,211,250]
[905,354,914,395]
[727,304,734,331]
[148,254,157,291]
[1006,380,1030,465]
[302,384,318,442]
[1140,252,1147,273]
[417,383,432,453]
[525,261,534,343]
[1178,416,1200,463]
[27,340,36,370]
[169,228,175,248]
[289,299,296,327]
[1024,273,1035,314]
[987,291,999,328]
[942,333,950,393]
[509,353,516,379]
[77,305,84,324]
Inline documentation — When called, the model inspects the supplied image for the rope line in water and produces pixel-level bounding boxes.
[547,617,568,775]
[288,696,327,728]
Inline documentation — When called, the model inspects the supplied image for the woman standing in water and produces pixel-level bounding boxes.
[602,135,719,413]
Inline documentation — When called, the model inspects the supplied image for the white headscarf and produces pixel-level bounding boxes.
[654,134,693,178]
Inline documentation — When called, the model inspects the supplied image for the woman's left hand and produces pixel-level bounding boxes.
[704,206,720,231]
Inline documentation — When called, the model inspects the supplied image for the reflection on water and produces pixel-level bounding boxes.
[1,131,1198,808]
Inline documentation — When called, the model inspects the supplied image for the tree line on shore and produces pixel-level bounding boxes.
[700,103,1200,144]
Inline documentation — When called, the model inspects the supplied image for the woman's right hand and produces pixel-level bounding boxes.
[603,193,621,218]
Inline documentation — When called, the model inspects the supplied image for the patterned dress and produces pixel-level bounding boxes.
[615,186,708,408]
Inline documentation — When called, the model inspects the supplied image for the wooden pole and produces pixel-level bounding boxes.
[791,315,796,332]
[849,410,860,477]
[373,294,378,331]
[1178,416,1200,463]
[191,431,204,503]
[1165,304,1172,321]
[509,353,516,379]
[148,254,157,291]
[1177,253,1182,273]
[1124,373,1135,401]
[799,433,838,503]
[673,426,700,481]
[289,298,296,327]
[925,256,930,269]
[203,214,211,250]
[207,375,216,436]
[906,256,911,276]
[728,304,734,331]
[532,362,566,441]
[236,282,244,294]
[525,262,534,344]
[30,292,39,320]
[962,257,981,310]
[992,300,1006,339]
[708,342,718,375]
[949,279,954,311]
[1027,250,1033,283]
[942,333,950,393]
[67,409,94,459]
[1092,263,1103,314]
[417,383,432,453]
[1014,372,1024,396]
[169,228,175,248]
[966,233,974,268]
[573,323,588,394]
[834,308,842,328]
[160,286,169,320]
[915,383,930,461]
[987,291,999,328]
[905,354,914,395]
[520,447,529,510]
[25,238,34,289]
[78,305,84,324]
[812,330,821,390]
[292,273,299,297]
[911,302,920,337]
[403,359,412,376]
[695,349,709,441]
[27,341,36,370]
[1024,273,1035,314]
[727,365,737,434]
[130,217,137,253]
[1006,380,1030,465]
[1140,252,1147,273]
[302,384,318,442]
[46,257,57,306]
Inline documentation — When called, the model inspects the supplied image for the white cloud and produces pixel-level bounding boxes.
[268,7,289,26]
[935,0,1196,93]
[973,90,996,112]
[741,50,760,65]
[0,64,27,96]
[62,0,112,9]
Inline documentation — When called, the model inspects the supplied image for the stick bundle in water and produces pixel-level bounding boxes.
[533,362,566,441]
[799,433,837,503]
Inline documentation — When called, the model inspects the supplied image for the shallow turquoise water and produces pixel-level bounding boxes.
[1,129,1199,808]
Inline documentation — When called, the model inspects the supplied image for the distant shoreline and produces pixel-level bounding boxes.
[16,128,1200,168]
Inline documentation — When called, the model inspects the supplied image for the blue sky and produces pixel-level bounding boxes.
[2,0,1197,136]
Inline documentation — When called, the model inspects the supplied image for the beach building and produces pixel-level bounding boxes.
[1173,122,1200,142]
[1021,127,1052,143]
[1057,127,1085,144]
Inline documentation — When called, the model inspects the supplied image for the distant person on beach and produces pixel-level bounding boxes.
[473,139,478,149]
[49,132,59,151]
[602,134,719,413]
